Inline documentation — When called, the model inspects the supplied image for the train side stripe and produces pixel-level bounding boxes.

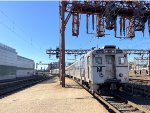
[116,66,128,67]
[92,66,106,67]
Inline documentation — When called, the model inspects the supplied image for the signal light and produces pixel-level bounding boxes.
[56,47,60,59]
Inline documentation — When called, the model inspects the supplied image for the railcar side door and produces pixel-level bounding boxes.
[105,55,116,79]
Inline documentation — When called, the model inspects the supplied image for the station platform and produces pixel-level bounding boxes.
[0,76,108,113]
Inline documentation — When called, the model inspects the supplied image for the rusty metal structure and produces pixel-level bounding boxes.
[69,1,150,38]
[59,1,150,87]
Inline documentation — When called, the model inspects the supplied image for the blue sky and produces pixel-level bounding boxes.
[0,1,150,65]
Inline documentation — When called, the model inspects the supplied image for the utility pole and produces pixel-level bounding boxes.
[148,50,150,76]
[60,1,65,87]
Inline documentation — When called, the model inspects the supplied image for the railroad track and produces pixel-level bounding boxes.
[129,78,150,85]
[70,77,150,113]
[124,79,150,98]
[0,75,52,97]
[95,92,150,113]
[129,76,150,84]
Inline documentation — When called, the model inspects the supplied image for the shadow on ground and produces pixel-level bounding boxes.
[119,91,150,108]
[65,84,82,89]
[41,76,58,84]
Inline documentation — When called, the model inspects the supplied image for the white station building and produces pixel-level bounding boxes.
[0,43,34,80]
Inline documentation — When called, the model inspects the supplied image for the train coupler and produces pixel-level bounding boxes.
[110,83,117,90]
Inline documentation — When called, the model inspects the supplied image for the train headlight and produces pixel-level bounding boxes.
[119,73,123,77]
[99,73,104,77]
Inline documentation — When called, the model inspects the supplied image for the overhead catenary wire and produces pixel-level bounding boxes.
[0,21,42,55]
[0,8,45,54]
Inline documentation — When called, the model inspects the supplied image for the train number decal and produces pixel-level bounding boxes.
[97,67,102,72]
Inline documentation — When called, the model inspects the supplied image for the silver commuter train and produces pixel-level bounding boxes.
[66,45,129,92]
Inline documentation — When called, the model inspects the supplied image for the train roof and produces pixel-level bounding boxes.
[84,45,124,56]
[101,45,116,49]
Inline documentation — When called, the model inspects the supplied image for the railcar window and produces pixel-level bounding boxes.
[118,57,125,64]
[95,57,102,64]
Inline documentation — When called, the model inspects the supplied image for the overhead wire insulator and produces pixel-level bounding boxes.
[123,17,126,37]
[120,17,123,36]
[86,14,89,34]
[96,15,104,37]
[114,20,117,37]
[148,16,150,36]
[92,14,94,30]
[72,12,79,37]
[142,26,144,37]
[127,17,135,38]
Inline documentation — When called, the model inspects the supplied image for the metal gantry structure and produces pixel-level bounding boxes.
[46,48,150,55]
[59,1,150,87]
[46,49,90,55]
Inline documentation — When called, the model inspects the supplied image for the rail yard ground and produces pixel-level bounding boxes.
[129,70,150,81]
[0,75,108,113]
[129,70,150,76]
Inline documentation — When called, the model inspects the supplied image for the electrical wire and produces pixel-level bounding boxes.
[0,8,45,54]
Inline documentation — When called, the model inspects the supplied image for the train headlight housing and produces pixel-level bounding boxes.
[99,73,104,77]
[119,73,123,77]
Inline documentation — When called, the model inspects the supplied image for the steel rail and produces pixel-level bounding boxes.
[113,93,150,113]
[71,78,122,113]
[94,93,120,113]
[129,78,150,82]
[0,77,39,86]
[124,79,150,99]
[0,75,52,97]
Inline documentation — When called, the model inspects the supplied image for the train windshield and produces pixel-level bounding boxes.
[95,57,102,64]
[106,56,113,64]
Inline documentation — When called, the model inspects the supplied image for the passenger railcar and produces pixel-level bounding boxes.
[66,45,129,92]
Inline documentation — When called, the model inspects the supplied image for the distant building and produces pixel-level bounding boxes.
[0,43,34,80]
